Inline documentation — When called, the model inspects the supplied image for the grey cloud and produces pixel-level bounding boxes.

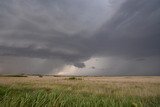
[92,0,160,58]
[88,0,160,75]
[109,56,160,76]
[0,56,65,74]
[0,0,160,75]
[0,45,83,61]
[91,66,95,69]
[70,56,160,76]
[74,62,85,68]
[135,58,146,61]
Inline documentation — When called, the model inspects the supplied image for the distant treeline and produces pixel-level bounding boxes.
[0,74,27,77]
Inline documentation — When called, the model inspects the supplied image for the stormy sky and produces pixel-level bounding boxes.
[0,0,160,75]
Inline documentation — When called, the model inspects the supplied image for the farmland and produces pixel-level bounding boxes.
[0,76,160,107]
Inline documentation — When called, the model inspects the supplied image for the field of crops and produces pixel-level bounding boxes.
[0,76,160,107]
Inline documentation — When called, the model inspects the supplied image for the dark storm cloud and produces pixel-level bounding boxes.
[91,67,95,69]
[0,0,160,75]
[0,0,107,73]
[74,62,85,68]
[0,56,65,74]
[88,0,160,75]
[93,0,160,58]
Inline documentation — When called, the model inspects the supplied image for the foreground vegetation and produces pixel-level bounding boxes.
[0,76,160,107]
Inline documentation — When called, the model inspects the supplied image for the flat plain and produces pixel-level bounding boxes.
[0,76,160,107]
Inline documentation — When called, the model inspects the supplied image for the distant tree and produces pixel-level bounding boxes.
[38,74,43,78]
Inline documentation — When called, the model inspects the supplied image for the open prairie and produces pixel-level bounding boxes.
[0,76,160,107]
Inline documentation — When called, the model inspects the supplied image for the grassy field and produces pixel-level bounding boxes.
[0,76,160,107]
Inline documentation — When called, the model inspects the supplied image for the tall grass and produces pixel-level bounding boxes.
[0,86,160,107]
[0,76,160,107]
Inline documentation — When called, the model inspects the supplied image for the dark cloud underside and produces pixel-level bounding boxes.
[0,0,160,75]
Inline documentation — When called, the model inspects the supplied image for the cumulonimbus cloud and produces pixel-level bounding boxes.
[0,0,160,75]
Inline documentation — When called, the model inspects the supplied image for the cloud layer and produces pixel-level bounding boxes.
[0,0,160,75]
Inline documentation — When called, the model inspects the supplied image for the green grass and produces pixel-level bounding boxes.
[0,86,160,107]
[0,76,160,107]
